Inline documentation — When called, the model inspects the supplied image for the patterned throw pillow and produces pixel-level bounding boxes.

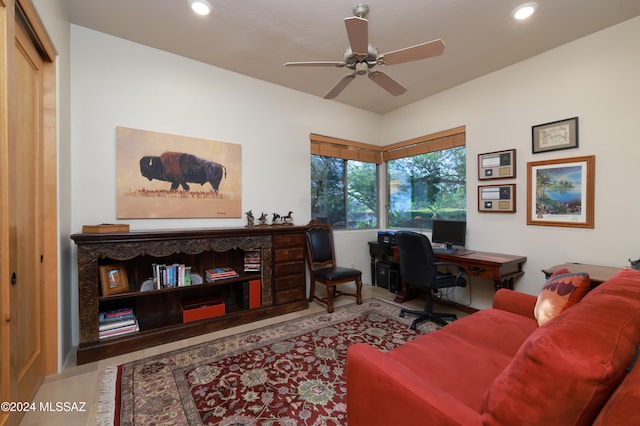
[534,270,591,326]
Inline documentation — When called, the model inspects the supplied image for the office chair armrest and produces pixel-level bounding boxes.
[434,261,467,283]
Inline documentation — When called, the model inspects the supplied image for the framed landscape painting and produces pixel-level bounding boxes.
[527,155,595,228]
[116,127,242,219]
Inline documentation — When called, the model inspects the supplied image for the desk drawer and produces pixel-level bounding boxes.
[275,274,305,291]
[273,234,305,248]
[275,261,305,276]
[462,264,499,281]
[275,247,304,262]
[274,287,306,305]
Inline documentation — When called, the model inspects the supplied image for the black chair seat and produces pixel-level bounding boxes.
[315,267,361,282]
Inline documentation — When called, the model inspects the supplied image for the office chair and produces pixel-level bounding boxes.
[396,231,467,329]
[305,220,363,313]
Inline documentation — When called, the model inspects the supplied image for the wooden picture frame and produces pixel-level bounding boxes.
[478,184,516,213]
[99,263,130,296]
[478,149,516,180]
[532,117,579,154]
[527,155,595,228]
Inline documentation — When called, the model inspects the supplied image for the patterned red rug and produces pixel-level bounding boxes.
[100,299,438,425]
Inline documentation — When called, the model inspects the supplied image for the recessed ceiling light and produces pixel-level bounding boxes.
[189,0,212,16]
[512,2,537,20]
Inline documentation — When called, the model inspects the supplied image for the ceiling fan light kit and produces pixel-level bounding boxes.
[284,3,445,100]
[189,0,212,16]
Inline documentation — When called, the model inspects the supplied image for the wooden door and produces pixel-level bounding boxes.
[9,19,45,407]
[1,1,57,424]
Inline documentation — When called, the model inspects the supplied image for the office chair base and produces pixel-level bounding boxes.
[400,308,457,330]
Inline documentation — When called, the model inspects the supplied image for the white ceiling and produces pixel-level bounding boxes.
[59,0,640,114]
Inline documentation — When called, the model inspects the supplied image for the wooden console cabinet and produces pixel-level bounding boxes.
[71,226,309,364]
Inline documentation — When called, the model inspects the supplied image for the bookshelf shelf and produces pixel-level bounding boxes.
[96,271,261,302]
[72,226,309,364]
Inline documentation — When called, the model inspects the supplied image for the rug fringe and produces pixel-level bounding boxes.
[96,366,117,426]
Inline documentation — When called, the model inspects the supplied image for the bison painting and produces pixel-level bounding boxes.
[139,151,227,193]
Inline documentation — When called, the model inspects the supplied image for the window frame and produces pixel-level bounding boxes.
[310,134,382,230]
[383,127,466,230]
[309,127,466,231]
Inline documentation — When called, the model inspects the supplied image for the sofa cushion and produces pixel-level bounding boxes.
[593,358,640,425]
[534,270,590,326]
[482,269,640,425]
[443,308,538,357]
[387,331,512,413]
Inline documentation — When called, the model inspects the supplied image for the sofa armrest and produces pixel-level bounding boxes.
[492,289,537,320]
[346,343,481,426]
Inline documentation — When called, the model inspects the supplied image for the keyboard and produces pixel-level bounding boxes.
[433,247,459,255]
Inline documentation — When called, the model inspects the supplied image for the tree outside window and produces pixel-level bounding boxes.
[387,146,466,229]
[311,155,378,229]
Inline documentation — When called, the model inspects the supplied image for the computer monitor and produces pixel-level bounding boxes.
[431,219,466,250]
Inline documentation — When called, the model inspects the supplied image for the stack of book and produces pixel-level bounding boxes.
[244,250,261,273]
[98,307,139,339]
[152,263,192,289]
[205,267,239,282]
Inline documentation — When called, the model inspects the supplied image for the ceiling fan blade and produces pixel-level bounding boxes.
[368,71,407,96]
[344,16,368,56]
[284,61,346,67]
[324,74,356,99]
[381,39,446,66]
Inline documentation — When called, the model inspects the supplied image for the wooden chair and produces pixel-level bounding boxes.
[305,220,363,313]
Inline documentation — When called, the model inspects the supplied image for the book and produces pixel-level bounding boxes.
[205,267,239,282]
[249,279,261,309]
[152,263,190,288]
[99,308,134,322]
[99,317,136,331]
[99,319,139,339]
[244,250,261,272]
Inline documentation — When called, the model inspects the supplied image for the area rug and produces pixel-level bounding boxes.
[99,298,439,425]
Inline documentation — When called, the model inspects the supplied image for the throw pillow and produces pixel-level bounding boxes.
[534,270,590,326]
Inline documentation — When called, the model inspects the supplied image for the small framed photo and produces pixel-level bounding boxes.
[527,155,595,228]
[478,149,516,180]
[99,263,129,296]
[478,184,516,213]
[532,117,579,154]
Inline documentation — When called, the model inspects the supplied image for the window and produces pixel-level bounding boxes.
[385,128,466,229]
[310,134,380,230]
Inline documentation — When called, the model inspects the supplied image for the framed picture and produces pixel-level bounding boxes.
[527,155,595,228]
[478,184,516,213]
[478,149,516,180]
[116,126,242,219]
[99,263,130,296]
[532,117,579,154]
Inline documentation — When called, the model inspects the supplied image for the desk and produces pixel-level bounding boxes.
[368,242,527,303]
[542,263,623,287]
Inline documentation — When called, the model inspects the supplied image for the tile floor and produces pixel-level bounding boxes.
[19,284,460,425]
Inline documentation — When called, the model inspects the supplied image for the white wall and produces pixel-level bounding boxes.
[381,16,640,307]
[69,25,382,345]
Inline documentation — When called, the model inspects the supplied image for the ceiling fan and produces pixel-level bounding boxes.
[284,3,446,99]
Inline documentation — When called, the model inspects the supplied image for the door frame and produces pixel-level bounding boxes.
[0,0,57,414]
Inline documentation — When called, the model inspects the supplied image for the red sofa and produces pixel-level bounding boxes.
[346,269,640,425]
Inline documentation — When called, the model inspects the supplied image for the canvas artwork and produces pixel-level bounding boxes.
[116,127,242,219]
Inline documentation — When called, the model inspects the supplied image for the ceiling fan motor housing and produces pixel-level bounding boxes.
[344,44,379,68]
[353,3,369,18]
